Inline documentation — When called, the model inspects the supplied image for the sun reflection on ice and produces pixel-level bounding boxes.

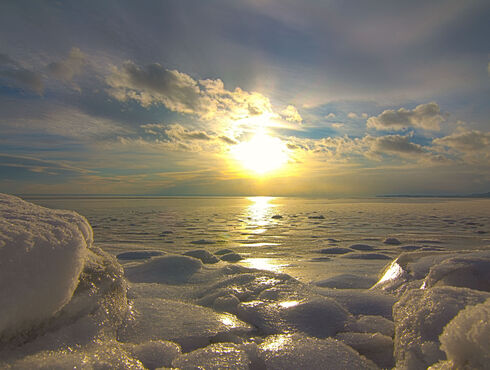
[241,257,287,272]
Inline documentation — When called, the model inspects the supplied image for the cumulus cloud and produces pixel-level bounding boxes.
[47,47,86,81]
[347,112,358,119]
[367,102,445,131]
[433,129,490,152]
[165,123,213,141]
[369,135,425,156]
[0,53,43,94]
[280,105,302,123]
[331,123,344,129]
[325,113,336,119]
[106,61,276,123]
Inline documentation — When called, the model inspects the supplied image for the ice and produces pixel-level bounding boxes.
[393,286,490,369]
[214,248,235,255]
[172,343,250,370]
[318,247,352,254]
[316,289,396,318]
[344,315,395,337]
[183,249,220,264]
[315,274,377,289]
[349,244,375,251]
[126,340,181,369]
[335,332,394,369]
[219,252,243,262]
[117,250,165,260]
[124,255,203,283]
[421,254,490,291]
[384,237,401,245]
[0,194,91,341]
[437,298,490,369]
[118,298,253,351]
[190,239,216,245]
[258,333,378,369]
[342,253,392,260]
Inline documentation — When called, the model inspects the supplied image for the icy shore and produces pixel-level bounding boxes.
[0,194,489,369]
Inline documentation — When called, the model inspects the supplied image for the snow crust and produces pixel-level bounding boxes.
[0,194,91,340]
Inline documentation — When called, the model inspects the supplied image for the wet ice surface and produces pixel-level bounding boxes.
[1,194,490,369]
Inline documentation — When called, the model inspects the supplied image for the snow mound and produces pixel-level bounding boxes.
[384,237,401,245]
[172,342,250,370]
[258,333,378,370]
[124,255,202,283]
[349,244,375,251]
[336,332,394,369]
[183,249,219,264]
[118,298,252,351]
[220,252,243,262]
[393,286,489,369]
[0,194,91,341]
[344,315,395,337]
[126,340,181,369]
[438,298,490,369]
[318,247,352,255]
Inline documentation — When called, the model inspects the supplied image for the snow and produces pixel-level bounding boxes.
[437,298,490,369]
[0,194,91,341]
[182,249,219,264]
[1,194,490,369]
[118,298,253,351]
[172,343,250,370]
[258,333,378,370]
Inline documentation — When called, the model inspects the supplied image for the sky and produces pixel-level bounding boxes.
[0,0,489,196]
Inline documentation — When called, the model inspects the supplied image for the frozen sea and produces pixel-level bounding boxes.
[26,196,490,282]
[1,195,489,369]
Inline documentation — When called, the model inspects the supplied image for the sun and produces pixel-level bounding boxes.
[231,131,289,175]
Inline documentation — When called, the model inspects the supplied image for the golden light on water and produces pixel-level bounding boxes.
[231,130,289,175]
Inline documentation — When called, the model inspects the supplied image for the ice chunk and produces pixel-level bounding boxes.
[183,249,219,264]
[308,215,325,219]
[127,340,181,369]
[349,244,375,251]
[438,298,490,369]
[393,286,490,369]
[315,274,377,289]
[172,343,250,370]
[384,237,401,245]
[344,315,395,337]
[118,298,252,351]
[124,255,202,284]
[220,252,243,262]
[271,214,283,219]
[258,333,378,369]
[237,297,349,338]
[336,332,394,369]
[117,250,164,260]
[0,194,91,341]
[317,289,396,319]
[421,255,490,291]
[281,297,349,338]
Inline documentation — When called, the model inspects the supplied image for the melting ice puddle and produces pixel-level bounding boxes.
[240,257,290,272]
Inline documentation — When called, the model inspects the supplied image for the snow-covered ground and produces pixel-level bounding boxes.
[0,194,489,369]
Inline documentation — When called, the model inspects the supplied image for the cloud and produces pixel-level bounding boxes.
[0,53,43,94]
[433,129,490,152]
[369,135,425,156]
[47,47,86,81]
[165,124,213,141]
[280,105,302,123]
[331,123,344,129]
[367,102,445,131]
[347,112,358,119]
[325,113,336,119]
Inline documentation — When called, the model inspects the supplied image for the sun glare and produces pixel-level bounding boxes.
[232,131,288,175]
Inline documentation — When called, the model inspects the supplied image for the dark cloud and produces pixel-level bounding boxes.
[219,136,238,145]
[367,102,445,131]
[47,47,86,82]
[0,53,43,94]
[371,135,425,155]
